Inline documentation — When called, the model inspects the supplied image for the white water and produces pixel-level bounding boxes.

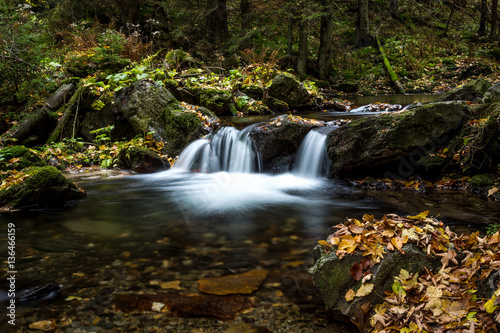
[293,127,335,178]
[142,124,335,214]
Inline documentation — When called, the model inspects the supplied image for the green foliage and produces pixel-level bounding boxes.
[486,223,500,235]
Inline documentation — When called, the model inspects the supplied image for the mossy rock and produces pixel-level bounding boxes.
[263,96,289,112]
[310,243,442,321]
[116,147,169,174]
[268,73,311,108]
[328,101,469,178]
[470,174,498,187]
[482,82,500,104]
[437,78,492,103]
[198,88,233,116]
[240,85,264,100]
[0,146,47,173]
[0,166,86,209]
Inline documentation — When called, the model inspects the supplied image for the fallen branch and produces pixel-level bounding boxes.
[46,84,84,144]
[376,35,405,95]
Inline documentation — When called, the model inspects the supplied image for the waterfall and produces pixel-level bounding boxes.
[173,124,261,173]
[293,127,335,178]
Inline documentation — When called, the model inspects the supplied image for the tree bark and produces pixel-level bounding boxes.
[491,0,499,40]
[117,0,140,29]
[287,2,294,59]
[355,0,372,47]
[207,0,229,46]
[479,0,487,36]
[390,0,399,18]
[318,0,335,80]
[297,17,308,75]
[241,0,251,30]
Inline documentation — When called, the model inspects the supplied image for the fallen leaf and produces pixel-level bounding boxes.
[355,283,374,297]
[345,289,355,302]
[351,262,363,281]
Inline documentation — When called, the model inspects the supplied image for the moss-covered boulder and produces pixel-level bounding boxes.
[240,85,264,100]
[116,147,169,173]
[482,82,500,104]
[437,77,492,102]
[249,115,324,171]
[113,80,218,157]
[268,73,311,108]
[0,166,86,210]
[327,101,469,178]
[0,146,47,173]
[198,88,234,116]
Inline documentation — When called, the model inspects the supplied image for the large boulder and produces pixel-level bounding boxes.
[0,146,47,172]
[482,82,500,104]
[327,101,469,178]
[116,147,169,173]
[437,77,492,102]
[268,73,311,108]
[249,115,323,171]
[310,213,500,330]
[0,166,86,209]
[113,80,218,157]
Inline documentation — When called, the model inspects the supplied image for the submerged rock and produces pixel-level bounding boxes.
[0,166,86,209]
[116,147,169,173]
[327,101,469,178]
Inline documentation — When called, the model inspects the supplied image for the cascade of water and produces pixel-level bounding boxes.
[173,139,210,172]
[293,127,335,178]
[173,124,261,173]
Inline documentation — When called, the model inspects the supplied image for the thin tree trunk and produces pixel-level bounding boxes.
[117,0,140,30]
[443,4,455,38]
[491,0,499,40]
[287,2,294,59]
[241,0,251,30]
[355,0,371,47]
[318,0,335,80]
[297,18,308,75]
[479,0,487,36]
[390,0,399,18]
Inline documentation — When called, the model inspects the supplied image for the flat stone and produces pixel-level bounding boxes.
[197,269,268,295]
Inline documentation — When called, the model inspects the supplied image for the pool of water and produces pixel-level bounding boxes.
[1,169,499,332]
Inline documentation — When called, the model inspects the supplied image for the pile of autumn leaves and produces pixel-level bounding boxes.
[319,212,500,332]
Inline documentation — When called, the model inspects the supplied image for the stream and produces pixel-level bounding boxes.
[1,94,500,332]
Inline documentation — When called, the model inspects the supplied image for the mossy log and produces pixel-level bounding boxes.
[0,108,51,145]
[376,36,405,95]
[46,84,84,144]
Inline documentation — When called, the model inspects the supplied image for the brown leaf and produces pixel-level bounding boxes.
[351,262,363,281]
[345,289,355,302]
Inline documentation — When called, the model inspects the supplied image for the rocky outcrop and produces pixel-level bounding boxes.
[327,101,469,178]
[268,73,311,108]
[113,80,218,157]
[249,115,323,171]
[482,82,500,104]
[437,77,492,102]
[116,147,169,173]
[0,166,86,210]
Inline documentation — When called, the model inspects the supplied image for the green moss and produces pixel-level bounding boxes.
[163,108,206,156]
[0,146,47,172]
[470,174,498,187]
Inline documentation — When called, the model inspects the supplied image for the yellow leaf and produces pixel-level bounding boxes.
[355,283,374,297]
[488,187,499,197]
[338,235,358,254]
[345,289,355,302]
[407,210,429,221]
[318,240,332,248]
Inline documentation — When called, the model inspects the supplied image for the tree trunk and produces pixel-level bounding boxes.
[287,2,294,59]
[47,84,84,144]
[479,0,487,36]
[355,0,371,47]
[390,0,399,18]
[318,0,335,80]
[377,36,405,95]
[241,0,251,30]
[207,0,229,46]
[491,0,499,40]
[297,18,308,75]
[117,0,140,29]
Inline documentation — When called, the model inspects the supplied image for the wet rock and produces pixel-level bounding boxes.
[482,82,500,104]
[310,243,442,322]
[0,166,86,210]
[250,115,323,171]
[327,101,468,178]
[333,80,359,94]
[116,147,169,173]
[268,73,311,108]
[114,80,218,156]
[240,85,264,100]
[198,87,234,116]
[19,283,62,306]
[263,96,289,112]
[114,293,254,319]
[437,77,492,102]
[197,269,268,295]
